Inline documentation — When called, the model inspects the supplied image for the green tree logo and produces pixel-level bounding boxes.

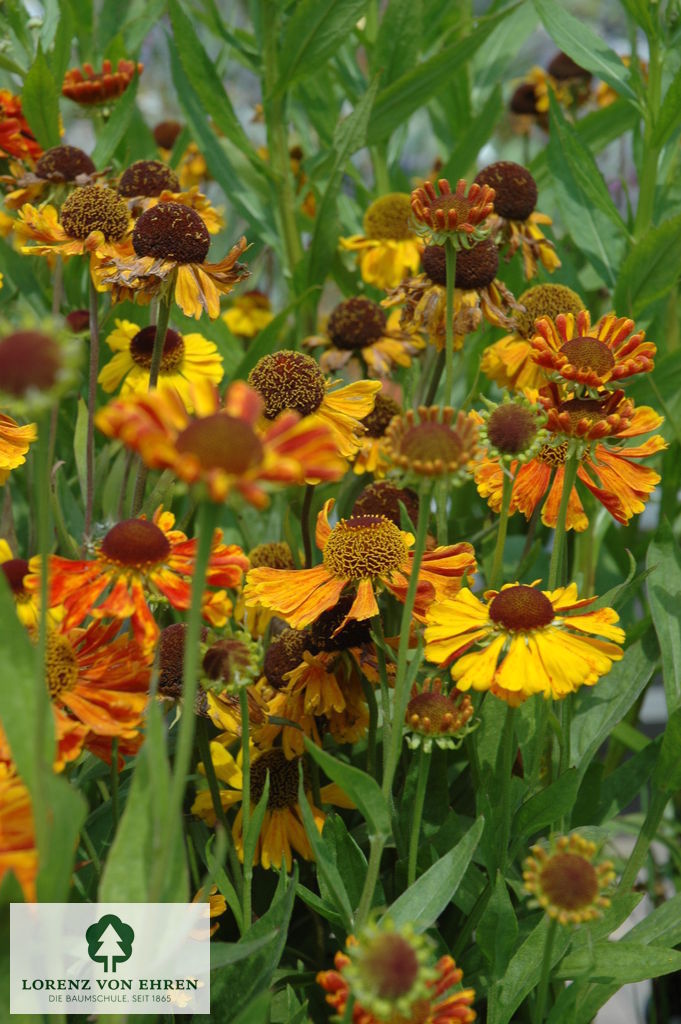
[86,914,135,973]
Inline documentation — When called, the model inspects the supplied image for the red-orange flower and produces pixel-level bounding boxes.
[95,379,347,506]
[531,311,656,388]
[244,499,476,631]
[0,90,42,161]
[0,760,38,901]
[411,178,495,239]
[28,506,248,652]
[62,59,143,105]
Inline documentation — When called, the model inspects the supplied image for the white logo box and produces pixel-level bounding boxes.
[10,902,210,1015]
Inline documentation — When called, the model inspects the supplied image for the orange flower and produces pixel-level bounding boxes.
[531,310,656,389]
[244,498,476,631]
[28,506,248,652]
[475,399,666,531]
[0,760,38,901]
[98,204,248,319]
[0,90,42,161]
[411,177,495,241]
[95,379,346,506]
[44,616,152,750]
[62,59,143,105]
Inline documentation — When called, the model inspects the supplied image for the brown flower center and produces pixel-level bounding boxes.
[249,541,295,570]
[327,297,387,350]
[538,441,568,466]
[132,202,210,263]
[547,52,592,82]
[129,325,185,373]
[153,120,183,150]
[60,186,130,241]
[263,628,310,689]
[515,285,584,339]
[158,622,188,699]
[362,393,401,438]
[510,82,540,115]
[361,934,420,1001]
[308,593,372,652]
[323,516,406,580]
[353,481,419,528]
[558,337,615,376]
[400,422,463,464]
[118,160,180,198]
[46,634,79,699]
[539,852,599,910]
[35,145,95,183]
[175,414,264,474]
[100,518,172,567]
[429,192,471,222]
[0,331,61,396]
[203,637,253,685]
[250,748,302,809]
[474,161,538,221]
[248,351,326,419]
[489,585,555,631]
[2,557,29,595]
[487,404,538,455]
[556,398,608,431]
[65,310,89,333]
[363,193,413,240]
[406,691,472,734]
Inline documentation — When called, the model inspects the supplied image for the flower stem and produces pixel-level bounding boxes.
[85,278,100,540]
[407,745,431,885]
[435,477,448,544]
[633,34,661,241]
[618,788,668,893]
[33,411,54,852]
[547,446,579,590]
[110,738,119,829]
[130,290,173,517]
[382,479,432,799]
[534,918,558,1024]
[444,238,458,405]
[196,716,244,906]
[496,704,516,875]
[425,349,446,406]
[151,500,218,899]
[356,834,384,928]
[301,483,315,568]
[239,686,252,930]
[489,467,514,590]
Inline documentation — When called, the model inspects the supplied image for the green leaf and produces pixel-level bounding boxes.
[556,941,681,984]
[303,738,391,840]
[322,812,368,911]
[306,77,380,288]
[48,1,74,86]
[91,73,139,167]
[570,634,657,781]
[595,741,658,821]
[513,768,580,838]
[194,875,296,1023]
[0,574,41,789]
[488,915,572,1024]
[646,522,681,712]
[231,992,272,1024]
[477,872,518,974]
[614,213,681,317]
[209,932,278,969]
[533,0,637,101]
[21,46,61,149]
[618,0,658,38]
[73,397,88,511]
[275,0,366,94]
[242,773,270,874]
[441,87,503,181]
[373,0,422,90]
[368,3,522,142]
[651,63,681,148]
[653,706,681,793]
[546,93,627,289]
[384,817,484,932]
[99,702,188,901]
[36,776,87,901]
[628,890,681,947]
[296,769,354,930]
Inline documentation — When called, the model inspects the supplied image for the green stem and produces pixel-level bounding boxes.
[435,477,448,544]
[407,745,431,886]
[496,705,516,874]
[196,717,244,900]
[357,663,378,776]
[85,278,100,540]
[301,483,315,568]
[33,411,53,848]
[618,789,668,892]
[534,918,558,1024]
[547,447,579,590]
[444,239,457,405]
[79,825,102,878]
[382,480,432,799]
[633,34,661,241]
[356,835,384,928]
[489,468,514,590]
[239,687,252,930]
[341,992,356,1024]
[150,500,219,901]
[371,145,390,193]
[130,290,173,517]
[425,349,446,406]
[110,738,119,830]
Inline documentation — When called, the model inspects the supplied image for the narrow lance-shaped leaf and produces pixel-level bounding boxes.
[21,45,61,149]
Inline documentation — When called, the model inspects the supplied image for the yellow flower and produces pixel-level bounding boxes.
[0,411,36,483]
[340,193,422,288]
[305,300,425,378]
[98,319,224,410]
[425,581,624,701]
[19,187,131,273]
[222,291,274,338]
[523,834,616,926]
